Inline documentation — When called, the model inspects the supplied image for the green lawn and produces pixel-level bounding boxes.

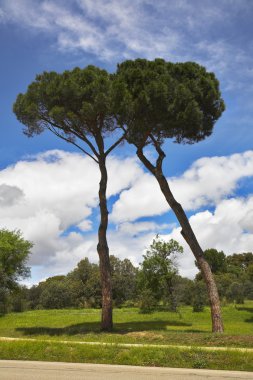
[0,302,252,370]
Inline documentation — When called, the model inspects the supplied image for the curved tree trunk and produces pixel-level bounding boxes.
[137,148,224,333]
[97,155,113,331]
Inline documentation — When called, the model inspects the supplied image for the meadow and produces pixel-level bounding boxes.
[0,302,252,371]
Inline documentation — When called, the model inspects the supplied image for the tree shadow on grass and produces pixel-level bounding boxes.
[16,320,200,337]
[236,307,253,313]
[236,306,253,323]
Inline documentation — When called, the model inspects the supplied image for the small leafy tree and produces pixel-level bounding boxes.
[113,58,225,332]
[201,249,227,274]
[138,236,183,311]
[13,66,125,330]
[226,282,244,304]
[226,253,253,275]
[39,280,72,309]
[0,229,32,313]
[110,255,138,306]
[10,286,29,312]
[67,258,101,307]
[192,281,208,312]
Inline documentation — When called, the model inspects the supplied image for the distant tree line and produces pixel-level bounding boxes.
[1,235,253,314]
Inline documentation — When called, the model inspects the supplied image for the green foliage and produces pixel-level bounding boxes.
[9,286,30,313]
[202,249,227,274]
[0,229,32,289]
[226,282,245,304]
[28,256,139,310]
[67,258,101,308]
[139,289,158,313]
[194,252,253,305]
[247,264,253,282]
[38,277,73,309]
[21,249,253,313]
[113,58,225,146]
[226,253,253,276]
[0,229,32,313]
[138,236,183,310]
[13,66,116,139]
[110,255,138,307]
[192,282,207,312]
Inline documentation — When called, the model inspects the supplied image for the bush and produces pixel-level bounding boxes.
[139,289,157,313]
[226,282,244,304]
[192,282,206,312]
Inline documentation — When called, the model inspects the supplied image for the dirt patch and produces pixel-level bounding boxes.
[125,331,165,340]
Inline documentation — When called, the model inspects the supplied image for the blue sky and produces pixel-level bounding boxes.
[0,0,253,284]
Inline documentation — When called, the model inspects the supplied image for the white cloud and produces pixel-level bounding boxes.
[111,150,253,223]
[111,172,167,223]
[176,196,253,277]
[170,151,253,209]
[1,148,253,283]
[0,150,141,269]
[0,184,24,206]
[117,221,172,235]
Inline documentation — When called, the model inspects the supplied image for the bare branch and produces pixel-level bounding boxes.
[136,146,156,175]
[105,133,126,157]
[149,134,166,171]
[40,116,100,161]
[47,125,99,163]
[68,128,99,158]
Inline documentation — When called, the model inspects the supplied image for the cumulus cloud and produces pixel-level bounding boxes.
[117,221,172,236]
[0,150,141,268]
[173,196,253,278]
[1,149,253,283]
[111,150,253,223]
[0,184,24,207]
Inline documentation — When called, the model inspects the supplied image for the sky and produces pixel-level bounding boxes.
[0,0,253,285]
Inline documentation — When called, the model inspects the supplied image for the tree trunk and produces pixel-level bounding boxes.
[97,156,113,331]
[166,278,177,312]
[137,150,224,333]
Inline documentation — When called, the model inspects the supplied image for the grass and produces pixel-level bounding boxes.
[0,302,252,370]
[0,340,253,371]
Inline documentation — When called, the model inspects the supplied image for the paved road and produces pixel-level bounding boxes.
[0,361,252,380]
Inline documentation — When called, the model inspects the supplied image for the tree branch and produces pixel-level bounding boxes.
[136,146,156,175]
[68,128,99,158]
[47,125,99,163]
[149,134,166,171]
[40,116,100,161]
[105,133,125,157]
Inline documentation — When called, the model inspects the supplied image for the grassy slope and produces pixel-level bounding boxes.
[0,302,252,370]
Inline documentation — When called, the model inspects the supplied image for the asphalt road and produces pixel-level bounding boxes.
[0,361,253,380]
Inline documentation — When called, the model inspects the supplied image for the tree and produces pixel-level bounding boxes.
[138,236,183,311]
[192,281,208,312]
[10,285,29,312]
[0,229,32,313]
[13,66,125,330]
[113,58,225,332]
[39,279,72,309]
[226,282,244,304]
[202,249,227,274]
[195,249,227,278]
[110,255,138,306]
[226,253,253,275]
[247,264,253,282]
[67,258,101,307]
